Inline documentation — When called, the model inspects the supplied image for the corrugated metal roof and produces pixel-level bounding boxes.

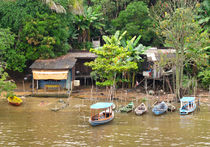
[65,52,97,59]
[144,48,176,61]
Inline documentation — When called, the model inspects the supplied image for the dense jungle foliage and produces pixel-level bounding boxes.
[0,0,209,93]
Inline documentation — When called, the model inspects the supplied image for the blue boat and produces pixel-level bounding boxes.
[180,97,196,115]
[152,101,168,115]
[89,102,114,126]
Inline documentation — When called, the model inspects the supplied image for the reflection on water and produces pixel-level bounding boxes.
[0,98,209,146]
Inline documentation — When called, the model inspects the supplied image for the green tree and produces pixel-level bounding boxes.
[112,1,154,45]
[151,0,209,100]
[0,0,71,72]
[17,13,69,60]
[0,66,16,98]
[85,31,138,99]
[196,0,210,30]
[0,28,15,59]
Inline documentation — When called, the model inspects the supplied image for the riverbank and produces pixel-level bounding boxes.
[2,86,207,105]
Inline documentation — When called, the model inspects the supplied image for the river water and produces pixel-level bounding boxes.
[0,98,209,147]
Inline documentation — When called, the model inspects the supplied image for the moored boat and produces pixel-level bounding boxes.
[7,96,23,106]
[119,102,134,113]
[134,103,147,115]
[89,102,114,126]
[152,101,168,115]
[180,97,196,115]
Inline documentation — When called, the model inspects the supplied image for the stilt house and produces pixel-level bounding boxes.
[30,55,77,92]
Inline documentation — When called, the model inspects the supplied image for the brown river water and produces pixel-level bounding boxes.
[0,97,209,147]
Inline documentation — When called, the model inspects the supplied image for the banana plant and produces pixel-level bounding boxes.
[75,6,104,43]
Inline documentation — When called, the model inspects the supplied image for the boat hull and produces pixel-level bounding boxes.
[135,110,146,115]
[180,104,196,115]
[152,102,168,116]
[9,102,22,106]
[89,112,114,126]
[152,110,166,115]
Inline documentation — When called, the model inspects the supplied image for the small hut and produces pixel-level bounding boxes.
[142,47,176,92]
[30,55,77,93]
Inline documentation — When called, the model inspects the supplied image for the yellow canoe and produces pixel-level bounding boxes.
[7,96,23,106]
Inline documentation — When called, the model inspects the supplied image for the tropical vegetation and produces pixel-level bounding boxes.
[0,0,209,98]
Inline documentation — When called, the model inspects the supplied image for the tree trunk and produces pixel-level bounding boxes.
[175,50,181,101]
[172,67,175,93]
[132,72,135,88]
[87,29,91,42]
[128,73,131,88]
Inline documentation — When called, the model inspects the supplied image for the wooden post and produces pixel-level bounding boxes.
[145,78,148,94]
[91,110,92,120]
[98,110,100,120]
[23,80,25,92]
[153,78,155,90]
[105,109,106,118]
[36,80,38,91]
[163,76,165,92]
[32,78,34,93]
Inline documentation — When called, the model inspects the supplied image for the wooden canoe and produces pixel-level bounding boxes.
[119,102,134,113]
[135,103,147,115]
[7,96,23,106]
[152,101,168,115]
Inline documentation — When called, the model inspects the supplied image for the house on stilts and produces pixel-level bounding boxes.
[140,47,176,94]
[29,51,96,97]
[30,54,77,97]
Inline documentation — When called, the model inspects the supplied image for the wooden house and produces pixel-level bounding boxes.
[30,55,77,93]
[63,52,97,86]
[142,47,176,92]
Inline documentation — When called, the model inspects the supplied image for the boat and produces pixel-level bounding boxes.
[119,102,134,113]
[134,103,147,115]
[89,102,114,126]
[180,97,196,115]
[7,96,23,106]
[166,102,176,112]
[152,101,168,115]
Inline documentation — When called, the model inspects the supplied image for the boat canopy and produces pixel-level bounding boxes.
[180,97,195,102]
[90,102,113,109]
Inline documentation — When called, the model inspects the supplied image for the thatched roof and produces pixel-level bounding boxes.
[144,48,176,62]
[30,51,96,70]
[30,55,77,70]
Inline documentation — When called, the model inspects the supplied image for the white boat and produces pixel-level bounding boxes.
[134,103,147,115]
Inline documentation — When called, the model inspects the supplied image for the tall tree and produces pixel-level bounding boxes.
[112,1,155,45]
[151,0,209,100]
